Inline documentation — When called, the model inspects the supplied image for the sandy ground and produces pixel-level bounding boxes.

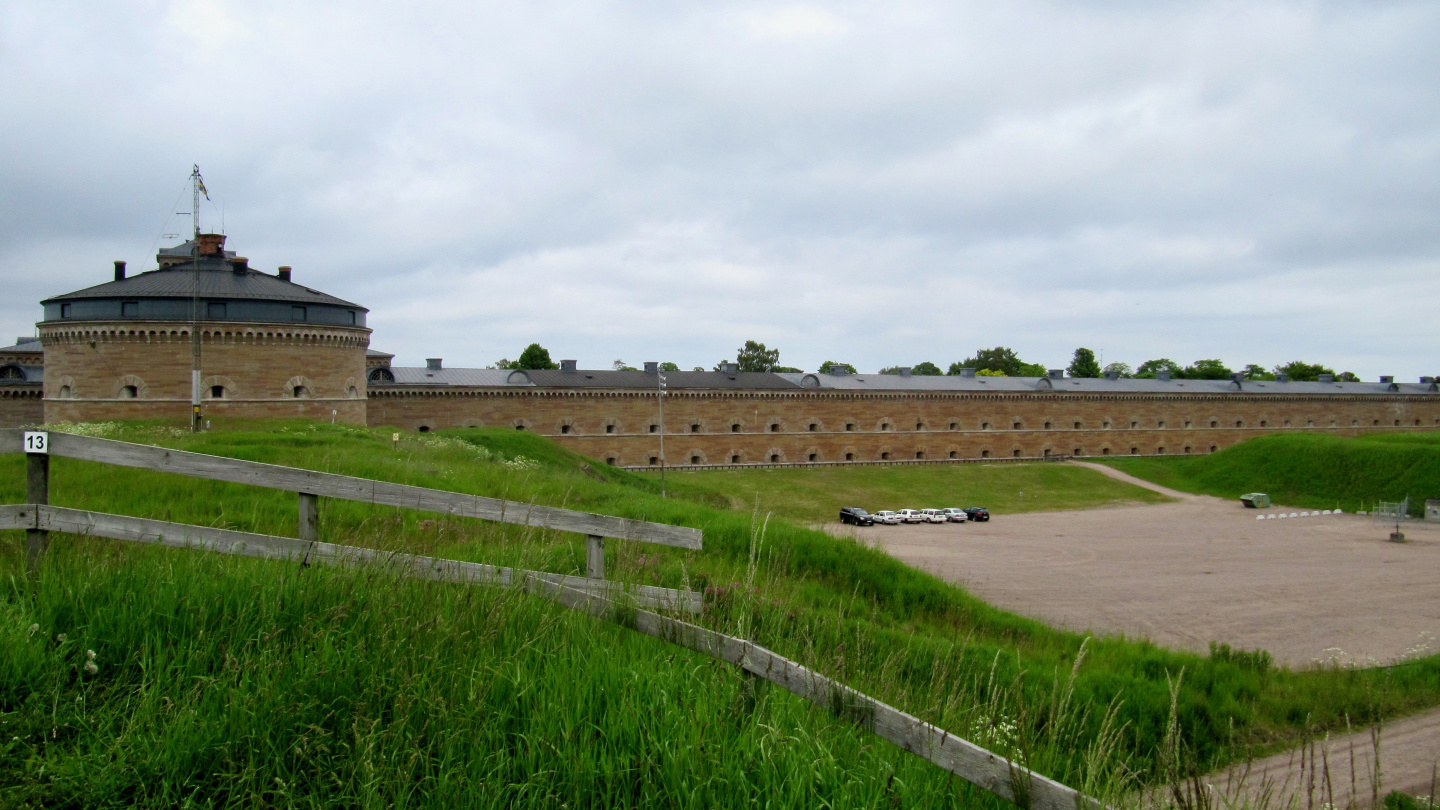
[827,461,1440,805]
[836,462,1440,668]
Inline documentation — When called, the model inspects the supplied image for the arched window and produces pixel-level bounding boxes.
[0,365,24,380]
[293,386,309,398]
[120,385,138,399]
[368,368,395,384]
[210,385,225,399]
[58,385,71,399]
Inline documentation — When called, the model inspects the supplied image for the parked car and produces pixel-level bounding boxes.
[871,510,902,525]
[839,506,875,526]
[896,509,926,524]
[920,509,948,524]
[963,507,990,522]
[941,508,968,523]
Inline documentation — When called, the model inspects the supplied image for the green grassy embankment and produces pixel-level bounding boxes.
[664,462,1172,525]
[1097,432,1440,516]
[4,421,1440,807]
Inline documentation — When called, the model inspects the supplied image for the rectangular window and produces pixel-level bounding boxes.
[121,301,139,317]
[61,303,72,318]
[292,306,307,321]
[348,310,357,325]
[207,302,226,319]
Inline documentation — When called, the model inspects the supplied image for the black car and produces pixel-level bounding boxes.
[963,507,990,522]
[839,507,875,526]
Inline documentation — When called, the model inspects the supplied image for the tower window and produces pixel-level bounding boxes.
[605,424,614,434]
[649,424,657,433]
[808,453,817,461]
[770,454,779,462]
[120,385,138,399]
[561,425,571,434]
[731,423,741,432]
[845,423,855,431]
[61,303,72,318]
[292,386,309,398]
[690,424,700,433]
[731,455,740,463]
[808,423,817,431]
[770,423,779,432]
[845,452,854,461]
[210,385,224,399]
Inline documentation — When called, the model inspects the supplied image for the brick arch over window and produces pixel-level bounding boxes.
[803,417,824,432]
[510,418,533,431]
[840,445,859,461]
[114,375,148,399]
[875,418,895,432]
[802,446,822,463]
[284,375,316,399]
[201,375,237,400]
[766,448,787,464]
[685,449,708,465]
[48,374,76,400]
[343,376,363,399]
[556,417,578,435]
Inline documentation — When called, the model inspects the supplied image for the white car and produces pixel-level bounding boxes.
[871,510,902,525]
[896,509,926,524]
[920,509,948,524]
[941,508,968,523]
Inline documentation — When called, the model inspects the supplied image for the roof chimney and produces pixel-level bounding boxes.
[1276,373,1288,382]
[644,361,658,374]
[197,233,226,256]
[560,359,577,372]
[1104,370,1120,380]
[1380,375,1394,384]
[113,260,126,281]
[277,266,292,282]
[826,363,849,376]
[1047,369,1064,380]
[958,367,976,378]
[426,358,442,371]
[1318,373,1334,383]
[1421,377,1435,385]
[720,362,738,374]
[231,257,249,275]
[1230,372,1244,383]
[1156,371,1172,381]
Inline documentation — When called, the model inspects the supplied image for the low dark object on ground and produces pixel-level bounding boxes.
[963,507,990,522]
[839,506,874,526]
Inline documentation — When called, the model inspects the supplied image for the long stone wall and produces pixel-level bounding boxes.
[367,387,1440,467]
[0,386,44,428]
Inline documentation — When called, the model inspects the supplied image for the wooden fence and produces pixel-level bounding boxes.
[3,428,1103,809]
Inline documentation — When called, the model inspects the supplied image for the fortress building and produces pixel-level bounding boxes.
[32,234,370,426]
[5,234,1439,467]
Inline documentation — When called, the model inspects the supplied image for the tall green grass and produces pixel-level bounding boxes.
[1098,432,1440,516]
[4,420,1440,806]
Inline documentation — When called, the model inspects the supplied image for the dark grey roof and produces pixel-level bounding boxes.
[384,367,803,390]
[42,256,364,309]
[0,337,42,354]
[367,348,394,358]
[778,373,1439,395]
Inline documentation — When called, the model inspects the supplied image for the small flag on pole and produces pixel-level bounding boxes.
[194,164,210,200]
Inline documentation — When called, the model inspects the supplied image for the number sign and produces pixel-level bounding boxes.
[23,431,49,455]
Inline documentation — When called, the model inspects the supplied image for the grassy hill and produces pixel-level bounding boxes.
[1098,432,1440,516]
[5,421,1440,807]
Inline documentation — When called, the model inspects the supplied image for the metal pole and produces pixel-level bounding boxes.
[658,372,666,498]
[190,165,203,433]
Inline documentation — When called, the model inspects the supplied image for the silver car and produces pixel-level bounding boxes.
[871,510,902,525]
[941,508,968,523]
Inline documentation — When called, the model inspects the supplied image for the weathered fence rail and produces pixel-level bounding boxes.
[0,504,699,612]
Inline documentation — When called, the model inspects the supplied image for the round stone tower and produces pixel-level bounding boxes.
[38,234,371,425]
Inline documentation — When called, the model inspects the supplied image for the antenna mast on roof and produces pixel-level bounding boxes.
[189,165,209,432]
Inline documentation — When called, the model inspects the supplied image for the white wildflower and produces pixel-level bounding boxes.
[27,623,39,638]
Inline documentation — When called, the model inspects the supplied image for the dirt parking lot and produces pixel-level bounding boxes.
[835,462,1440,669]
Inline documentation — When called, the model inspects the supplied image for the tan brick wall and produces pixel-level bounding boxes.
[0,386,44,428]
[39,320,369,425]
[368,387,1440,467]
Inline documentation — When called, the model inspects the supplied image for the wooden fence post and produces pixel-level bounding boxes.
[298,492,318,565]
[586,534,604,580]
[26,451,49,576]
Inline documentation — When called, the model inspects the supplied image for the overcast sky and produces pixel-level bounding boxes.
[2,1,1436,378]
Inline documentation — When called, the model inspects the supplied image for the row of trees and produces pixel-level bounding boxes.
[496,342,1365,383]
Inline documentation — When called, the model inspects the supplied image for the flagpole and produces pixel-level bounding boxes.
[190,165,203,432]
[657,372,667,498]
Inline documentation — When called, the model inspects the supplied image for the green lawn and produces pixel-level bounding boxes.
[5,420,1440,807]
[1097,431,1440,516]
[663,461,1173,525]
